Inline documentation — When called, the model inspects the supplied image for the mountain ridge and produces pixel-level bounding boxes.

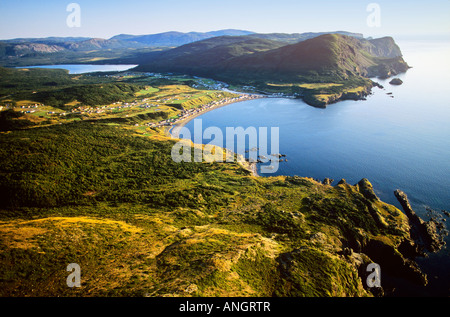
[137,34,408,81]
[0,30,410,107]
[110,29,255,46]
[0,30,370,58]
[134,33,409,107]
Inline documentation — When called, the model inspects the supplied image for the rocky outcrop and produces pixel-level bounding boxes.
[365,36,403,58]
[357,178,379,201]
[13,43,66,55]
[389,78,403,85]
[367,57,410,79]
[303,84,373,108]
[394,189,446,252]
[362,239,428,287]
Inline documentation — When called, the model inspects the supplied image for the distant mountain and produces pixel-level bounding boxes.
[113,30,364,48]
[0,29,255,63]
[1,37,92,44]
[65,38,143,51]
[136,36,285,73]
[0,38,145,58]
[136,33,408,81]
[110,29,254,47]
[0,29,408,83]
[248,31,364,44]
[221,34,407,79]
[0,42,66,55]
[0,30,411,107]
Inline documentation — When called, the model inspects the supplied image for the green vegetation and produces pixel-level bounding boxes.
[0,113,420,296]
[20,83,145,108]
[0,67,146,109]
[274,247,364,297]
[0,67,243,132]
[137,34,409,107]
[1,32,410,108]
[0,34,419,297]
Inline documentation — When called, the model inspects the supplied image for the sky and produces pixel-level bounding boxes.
[0,0,449,40]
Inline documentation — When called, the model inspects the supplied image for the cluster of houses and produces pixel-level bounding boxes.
[147,94,260,128]
[47,111,68,116]
[191,81,226,91]
[67,100,159,116]
[18,103,42,114]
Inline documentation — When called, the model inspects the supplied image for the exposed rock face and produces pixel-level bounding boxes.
[364,36,403,58]
[357,178,379,201]
[368,60,410,79]
[394,189,446,252]
[362,239,428,287]
[276,247,369,296]
[303,84,373,108]
[322,178,334,185]
[13,43,65,55]
[389,78,403,85]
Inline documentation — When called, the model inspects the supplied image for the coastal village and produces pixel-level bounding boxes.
[1,70,304,133]
[147,93,261,128]
[2,81,263,132]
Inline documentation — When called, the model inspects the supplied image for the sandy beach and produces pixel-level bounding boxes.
[167,94,263,177]
[169,95,265,138]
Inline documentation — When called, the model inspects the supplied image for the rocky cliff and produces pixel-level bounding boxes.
[394,189,446,253]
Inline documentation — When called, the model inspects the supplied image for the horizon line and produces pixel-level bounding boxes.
[1,29,450,42]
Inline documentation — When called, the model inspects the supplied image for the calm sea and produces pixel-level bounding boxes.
[182,39,450,295]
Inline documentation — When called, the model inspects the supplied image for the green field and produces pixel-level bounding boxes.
[0,67,242,130]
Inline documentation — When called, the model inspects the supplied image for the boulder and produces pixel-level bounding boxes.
[389,78,403,85]
[357,178,379,201]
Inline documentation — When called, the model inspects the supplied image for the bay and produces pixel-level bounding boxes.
[181,39,450,295]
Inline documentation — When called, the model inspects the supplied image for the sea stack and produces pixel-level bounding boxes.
[389,78,403,85]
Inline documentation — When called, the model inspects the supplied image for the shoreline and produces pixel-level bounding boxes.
[166,93,263,177]
[168,94,265,138]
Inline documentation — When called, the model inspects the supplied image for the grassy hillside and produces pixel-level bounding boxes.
[110,30,254,46]
[0,67,244,135]
[137,34,407,81]
[135,36,286,76]
[0,46,423,297]
[247,31,364,44]
[0,116,427,297]
[219,34,407,81]
[136,34,409,107]
[0,30,254,67]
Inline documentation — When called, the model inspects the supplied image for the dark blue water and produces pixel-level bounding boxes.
[17,64,137,74]
[182,40,450,295]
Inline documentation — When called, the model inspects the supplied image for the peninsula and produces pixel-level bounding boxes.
[135,33,410,107]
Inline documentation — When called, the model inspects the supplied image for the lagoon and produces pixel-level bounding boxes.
[17,64,138,74]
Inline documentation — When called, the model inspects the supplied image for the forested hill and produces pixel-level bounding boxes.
[136,33,408,81]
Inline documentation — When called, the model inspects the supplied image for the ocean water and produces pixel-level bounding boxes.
[17,64,137,74]
[182,40,450,295]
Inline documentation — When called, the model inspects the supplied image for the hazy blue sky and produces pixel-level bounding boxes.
[0,0,449,39]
